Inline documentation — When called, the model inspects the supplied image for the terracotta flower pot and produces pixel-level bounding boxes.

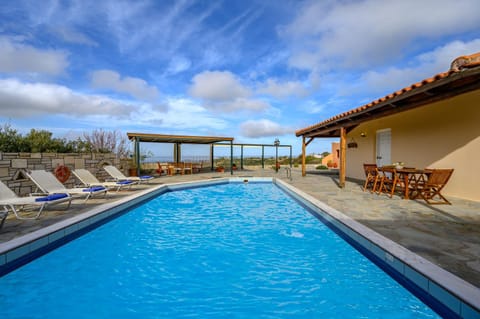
[128,168,138,176]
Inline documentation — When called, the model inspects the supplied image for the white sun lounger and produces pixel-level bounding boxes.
[26,170,108,202]
[0,180,71,222]
[72,169,136,192]
[103,165,154,184]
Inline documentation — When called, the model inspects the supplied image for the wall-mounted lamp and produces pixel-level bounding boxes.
[360,132,367,138]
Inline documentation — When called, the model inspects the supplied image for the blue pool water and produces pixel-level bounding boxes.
[0,183,440,318]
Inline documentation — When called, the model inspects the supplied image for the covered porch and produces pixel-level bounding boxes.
[295,53,480,199]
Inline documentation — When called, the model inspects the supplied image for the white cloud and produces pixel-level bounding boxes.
[189,70,250,101]
[165,56,192,75]
[133,97,228,130]
[257,78,309,98]
[0,78,227,132]
[0,78,135,119]
[189,70,270,113]
[281,0,480,71]
[356,39,480,96]
[91,69,160,101]
[300,100,326,114]
[53,27,98,46]
[240,119,294,138]
[0,37,68,75]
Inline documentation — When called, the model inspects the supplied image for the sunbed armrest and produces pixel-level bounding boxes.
[29,192,48,196]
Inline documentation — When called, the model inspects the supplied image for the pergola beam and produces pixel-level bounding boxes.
[339,127,346,188]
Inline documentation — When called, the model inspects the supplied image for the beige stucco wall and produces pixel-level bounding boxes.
[346,89,480,201]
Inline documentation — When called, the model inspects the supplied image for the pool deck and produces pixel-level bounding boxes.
[1,167,479,290]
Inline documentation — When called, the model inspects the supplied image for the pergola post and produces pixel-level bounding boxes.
[210,144,214,171]
[301,136,306,176]
[230,140,233,175]
[289,145,292,167]
[339,127,346,188]
[135,136,140,176]
[261,146,264,169]
[240,145,244,170]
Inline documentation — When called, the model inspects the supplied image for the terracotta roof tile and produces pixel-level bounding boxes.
[296,52,480,136]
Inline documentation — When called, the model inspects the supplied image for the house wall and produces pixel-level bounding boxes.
[331,142,340,165]
[346,89,480,201]
[321,142,340,167]
[321,154,333,166]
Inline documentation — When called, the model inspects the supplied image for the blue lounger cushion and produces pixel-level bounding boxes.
[140,175,153,179]
[83,186,106,192]
[117,180,134,185]
[35,193,69,202]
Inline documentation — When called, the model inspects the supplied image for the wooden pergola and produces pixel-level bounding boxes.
[126,133,235,175]
[295,57,480,187]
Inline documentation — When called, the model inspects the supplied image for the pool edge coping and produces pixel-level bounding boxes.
[274,178,480,318]
[1,177,478,318]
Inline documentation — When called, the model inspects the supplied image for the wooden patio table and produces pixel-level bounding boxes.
[396,168,431,199]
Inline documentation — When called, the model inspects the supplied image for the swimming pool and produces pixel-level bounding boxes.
[0,182,443,318]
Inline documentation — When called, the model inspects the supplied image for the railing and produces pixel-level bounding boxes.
[284,167,292,181]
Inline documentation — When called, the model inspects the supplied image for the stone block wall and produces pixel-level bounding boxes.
[0,152,126,196]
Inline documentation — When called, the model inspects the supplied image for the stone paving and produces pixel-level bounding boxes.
[1,166,479,289]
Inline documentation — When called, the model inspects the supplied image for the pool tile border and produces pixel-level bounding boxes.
[1,177,478,319]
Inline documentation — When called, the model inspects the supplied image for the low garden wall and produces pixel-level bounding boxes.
[0,152,125,196]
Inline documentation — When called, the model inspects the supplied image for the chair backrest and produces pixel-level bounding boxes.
[156,162,163,173]
[426,169,454,187]
[73,169,99,185]
[0,180,18,200]
[27,170,66,193]
[363,164,377,177]
[104,165,127,179]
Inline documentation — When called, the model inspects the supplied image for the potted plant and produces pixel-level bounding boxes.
[128,158,138,176]
[216,166,224,173]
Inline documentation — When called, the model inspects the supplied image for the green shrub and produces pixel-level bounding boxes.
[316,165,328,170]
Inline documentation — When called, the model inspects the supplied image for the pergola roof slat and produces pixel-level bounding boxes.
[127,133,234,144]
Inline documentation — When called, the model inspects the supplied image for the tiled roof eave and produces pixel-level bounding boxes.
[296,58,480,137]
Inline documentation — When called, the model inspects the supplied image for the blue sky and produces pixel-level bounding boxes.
[1,0,479,157]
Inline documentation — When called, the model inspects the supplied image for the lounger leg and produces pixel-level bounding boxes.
[0,209,7,229]
[83,193,92,203]
[9,203,45,220]
[66,198,72,210]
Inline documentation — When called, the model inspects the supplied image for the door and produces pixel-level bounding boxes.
[376,129,391,167]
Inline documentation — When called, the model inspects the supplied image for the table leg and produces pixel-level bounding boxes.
[404,174,410,199]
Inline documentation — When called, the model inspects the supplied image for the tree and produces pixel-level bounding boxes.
[24,129,55,152]
[83,129,130,157]
[0,124,131,155]
[0,124,27,152]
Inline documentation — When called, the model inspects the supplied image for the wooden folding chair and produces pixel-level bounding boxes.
[156,162,166,176]
[362,164,378,192]
[376,167,404,198]
[415,169,454,204]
